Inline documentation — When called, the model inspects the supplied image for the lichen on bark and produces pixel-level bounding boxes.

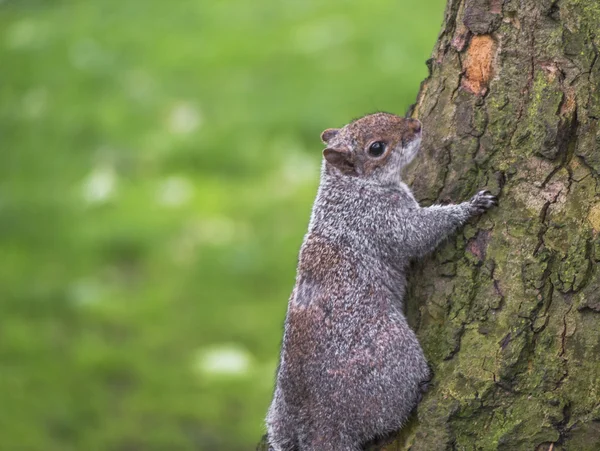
[391,0,600,450]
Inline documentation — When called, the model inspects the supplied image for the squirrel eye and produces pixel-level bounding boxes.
[368,141,386,158]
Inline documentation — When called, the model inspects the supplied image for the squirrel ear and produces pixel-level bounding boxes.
[323,148,356,174]
[320,128,340,144]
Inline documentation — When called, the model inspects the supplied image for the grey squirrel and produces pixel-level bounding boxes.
[266,112,498,450]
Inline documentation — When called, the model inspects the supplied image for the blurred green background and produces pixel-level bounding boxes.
[0,0,444,449]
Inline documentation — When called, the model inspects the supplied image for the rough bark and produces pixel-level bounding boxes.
[259,1,600,450]
[393,0,600,449]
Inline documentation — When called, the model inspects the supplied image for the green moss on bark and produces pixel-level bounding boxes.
[393,0,600,449]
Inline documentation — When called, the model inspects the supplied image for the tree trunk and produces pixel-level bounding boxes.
[258,1,600,450]
[395,0,600,450]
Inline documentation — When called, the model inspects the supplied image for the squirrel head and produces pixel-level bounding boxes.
[320,112,422,183]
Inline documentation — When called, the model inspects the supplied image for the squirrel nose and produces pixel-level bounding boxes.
[409,119,422,133]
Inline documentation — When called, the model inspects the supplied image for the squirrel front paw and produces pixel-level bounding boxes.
[469,190,498,215]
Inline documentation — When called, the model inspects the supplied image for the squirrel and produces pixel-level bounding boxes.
[265,112,498,451]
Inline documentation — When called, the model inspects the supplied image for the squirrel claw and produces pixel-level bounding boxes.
[470,190,498,214]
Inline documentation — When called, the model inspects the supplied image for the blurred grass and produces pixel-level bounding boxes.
[0,0,445,449]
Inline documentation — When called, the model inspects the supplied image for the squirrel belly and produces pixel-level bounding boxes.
[266,112,498,451]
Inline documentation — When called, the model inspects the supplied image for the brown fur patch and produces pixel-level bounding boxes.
[297,235,343,279]
[461,35,497,96]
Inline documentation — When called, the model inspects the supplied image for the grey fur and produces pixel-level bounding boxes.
[266,113,497,450]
